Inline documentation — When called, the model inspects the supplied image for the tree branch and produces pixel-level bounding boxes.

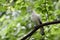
[21,20,60,40]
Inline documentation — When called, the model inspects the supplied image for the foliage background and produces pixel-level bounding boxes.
[0,0,60,40]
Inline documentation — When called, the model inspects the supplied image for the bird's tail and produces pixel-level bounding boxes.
[40,27,45,35]
[38,18,45,35]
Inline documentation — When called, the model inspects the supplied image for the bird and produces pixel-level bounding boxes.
[31,10,45,35]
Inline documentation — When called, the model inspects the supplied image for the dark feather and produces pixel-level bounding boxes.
[38,18,45,35]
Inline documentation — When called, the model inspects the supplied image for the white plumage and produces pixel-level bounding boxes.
[31,10,40,25]
[31,10,45,35]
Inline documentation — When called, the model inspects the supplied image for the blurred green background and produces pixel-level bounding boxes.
[0,0,60,40]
